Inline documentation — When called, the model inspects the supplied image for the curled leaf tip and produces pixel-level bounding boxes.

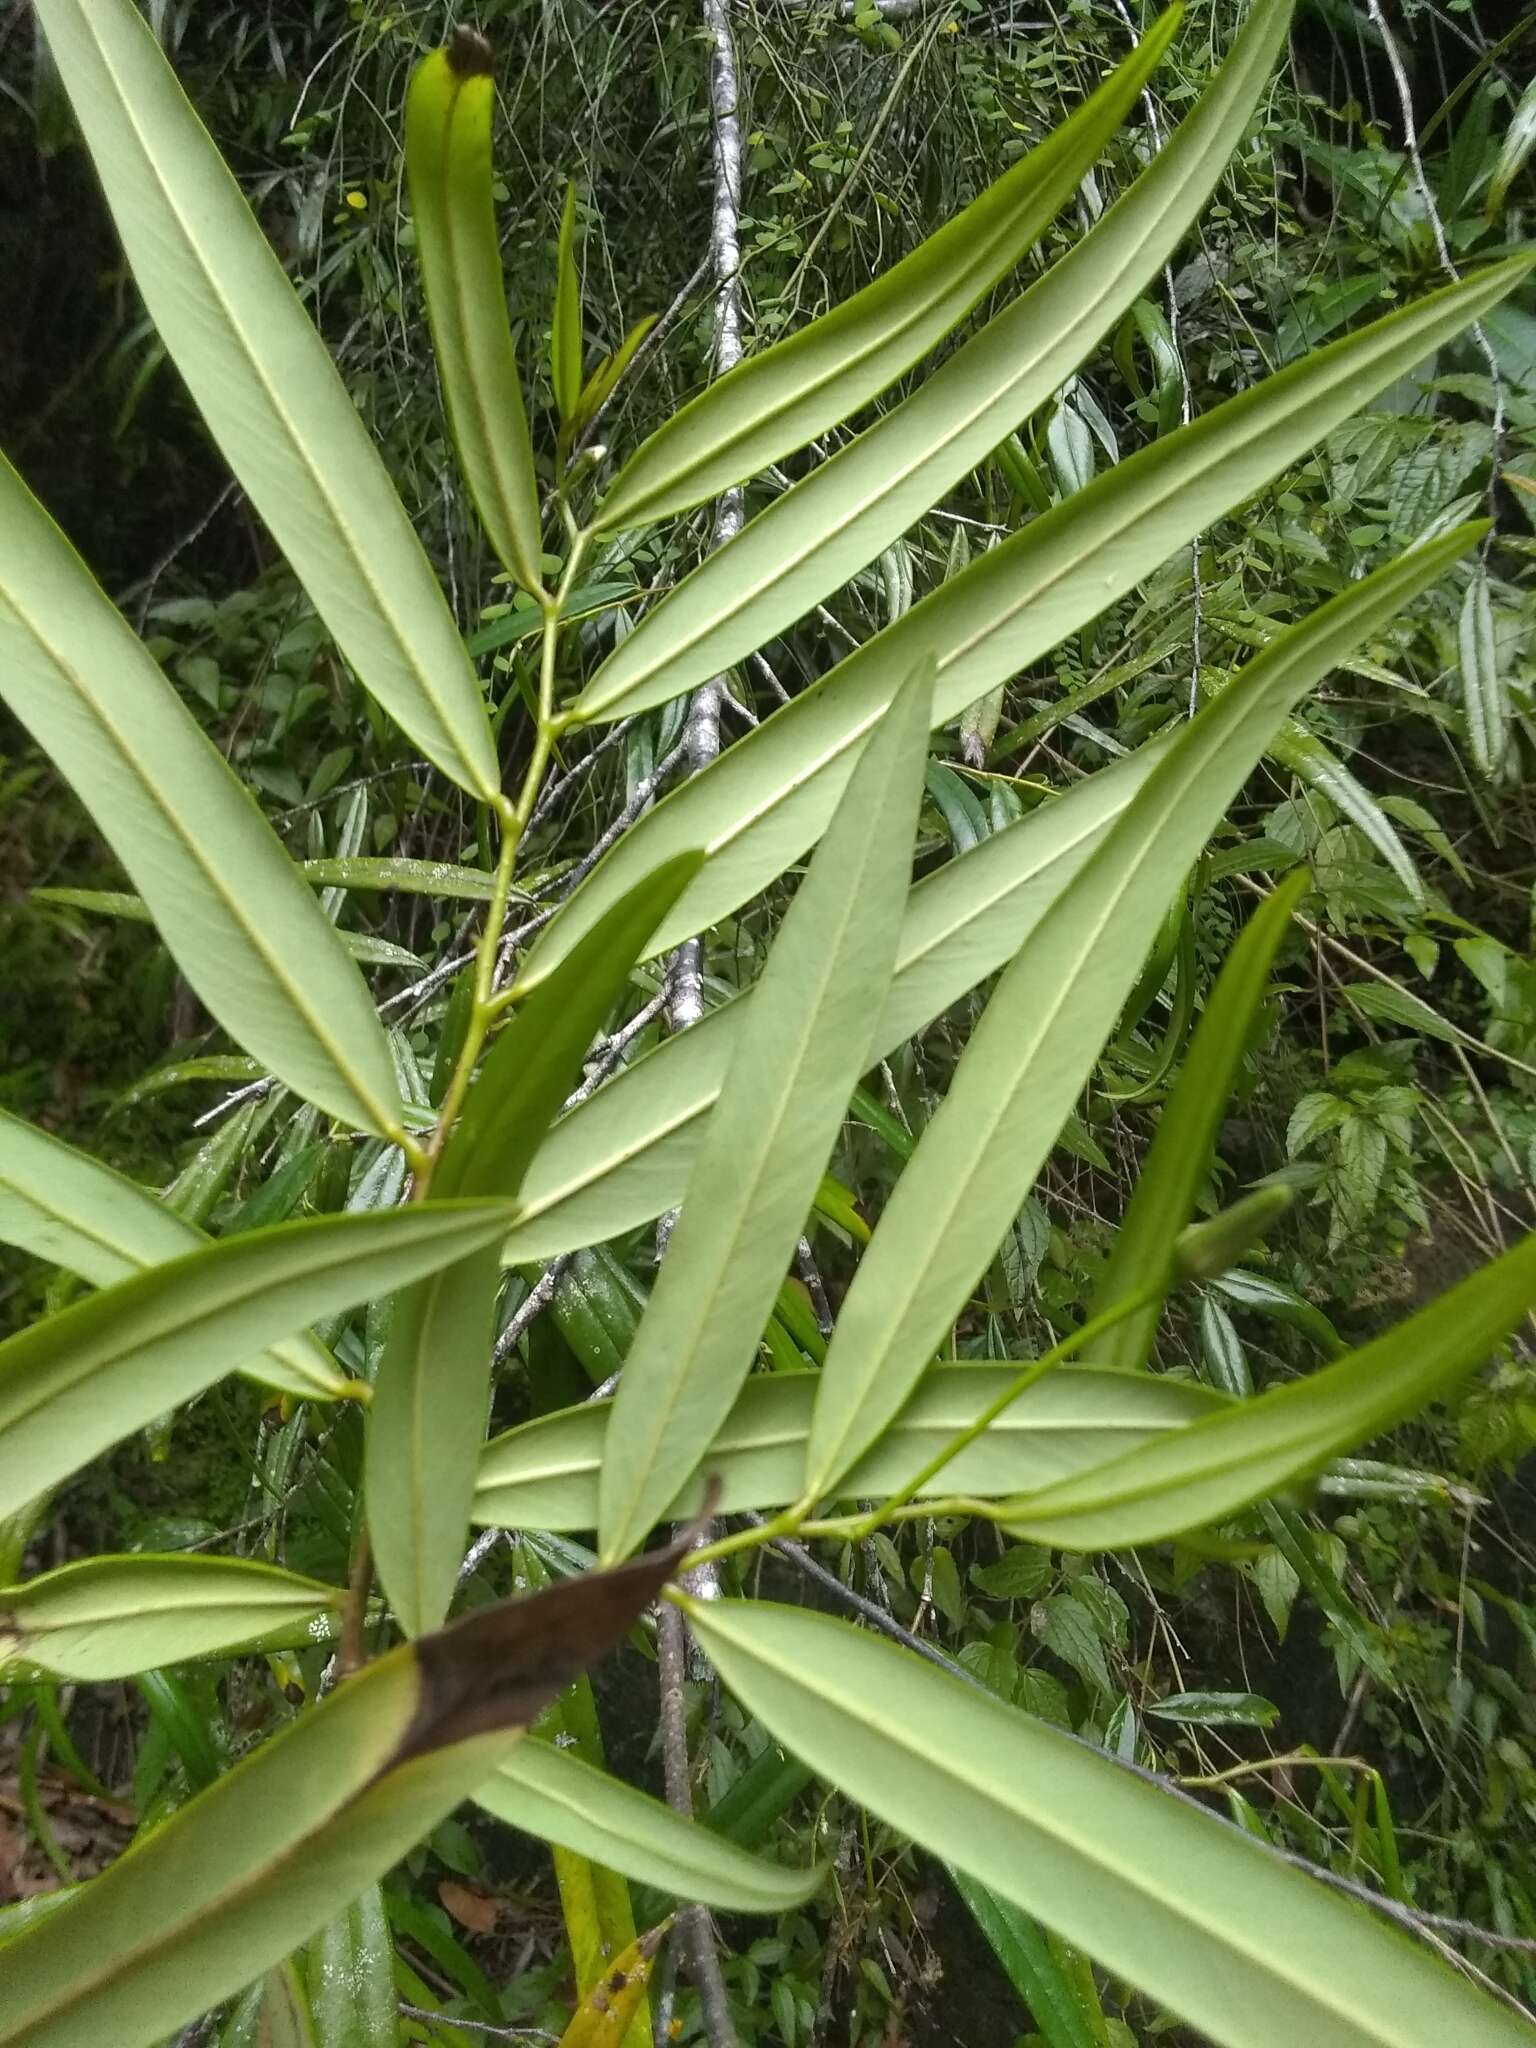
[448,25,494,76]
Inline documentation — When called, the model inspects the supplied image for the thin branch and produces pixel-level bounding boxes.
[657,1602,740,2047]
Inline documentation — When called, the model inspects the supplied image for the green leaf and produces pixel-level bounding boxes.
[801,533,1482,1500]
[1346,982,1469,1047]
[574,314,659,433]
[591,9,1182,535]
[552,180,584,423]
[368,855,702,1635]
[597,663,933,1561]
[0,1110,355,1402]
[406,37,547,597]
[475,1366,1225,1532]
[1457,564,1506,778]
[951,1869,1104,2048]
[478,1740,821,1912]
[305,1885,396,2048]
[30,887,430,975]
[0,456,403,1137]
[0,1555,346,1682]
[1267,723,1422,902]
[1002,1230,1536,1550]
[295,857,501,901]
[574,0,1272,719]
[684,1600,1532,2048]
[0,1533,698,2048]
[1487,74,1536,220]
[1090,873,1308,1372]
[1145,1691,1280,1728]
[39,0,499,796]
[0,1199,514,1521]
[521,259,1529,985]
[504,739,1168,1264]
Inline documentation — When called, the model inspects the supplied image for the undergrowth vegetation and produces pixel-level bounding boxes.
[1,1,1535,2044]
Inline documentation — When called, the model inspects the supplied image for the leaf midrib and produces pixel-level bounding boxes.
[78,3,488,800]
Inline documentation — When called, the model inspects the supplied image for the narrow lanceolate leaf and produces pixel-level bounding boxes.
[38,0,499,796]
[476,1366,1225,1532]
[0,1532,700,2048]
[478,1741,821,1911]
[305,1885,396,2048]
[592,9,1180,535]
[555,1927,667,2048]
[503,743,1170,1263]
[368,856,701,1636]
[552,181,584,422]
[0,1555,346,1683]
[0,1110,356,1402]
[685,1602,1532,2048]
[1090,873,1309,1374]
[0,458,402,1137]
[1003,1230,1536,1551]
[801,527,1485,1500]
[520,258,1530,989]
[1267,722,1422,901]
[1457,563,1506,777]
[406,36,547,596]
[0,1201,515,1521]
[598,664,933,1562]
[575,0,1277,720]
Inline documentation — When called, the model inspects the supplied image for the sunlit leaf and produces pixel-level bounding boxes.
[0,1201,514,1520]
[0,1110,354,1402]
[407,34,547,596]
[598,664,932,1562]
[475,1366,1225,1531]
[0,455,403,1137]
[685,1600,1531,2048]
[592,10,1182,533]
[478,1740,821,1911]
[368,856,701,1635]
[39,0,500,796]
[1002,1230,1536,1549]
[0,1532,700,2048]
[575,0,1274,719]
[0,1555,346,1682]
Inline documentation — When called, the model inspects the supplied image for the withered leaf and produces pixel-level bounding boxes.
[438,1879,500,1935]
[389,1483,718,1770]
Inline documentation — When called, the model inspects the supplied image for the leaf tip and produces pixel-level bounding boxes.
[448,25,495,76]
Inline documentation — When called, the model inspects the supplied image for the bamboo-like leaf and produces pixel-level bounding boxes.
[503,743,1167,1263]
[575,0,1278,720]
[368,856,702,1635]
[684,1600,1531,2048]
[519,259,1530,991]
[1002,1230,1536,1550]
[554,1926,667,2048]
[475,1366,1225,1532]
[574,314,659,433]
[305,1886,396,2048]
[0,1531,700,2048]
[0,456,403,1137]
[38,0,500,796]
[30,886,432,974]
[1090,873,1309,1373]
[0,1555,346,1682]
[406,36,547,597]
[592,10,1182,535]
[553,181,585,422]
[0,1110,355,1402]
[951,1870,1104,2048]
[801,530,1483,1500]
[0,1200,514,1521]
[1457,563,1506,777]
[478,1741,822,1911]
[1267,722,1422,900]
[597,664,933,1562]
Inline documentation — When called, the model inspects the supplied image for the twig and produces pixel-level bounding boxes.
[1362,0,1505,551]
[397,2006,555,2043]
[492,1254,574,1368]
[657,1602,740,2047]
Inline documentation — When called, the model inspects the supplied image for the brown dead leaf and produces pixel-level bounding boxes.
[438,1879,500,1936]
